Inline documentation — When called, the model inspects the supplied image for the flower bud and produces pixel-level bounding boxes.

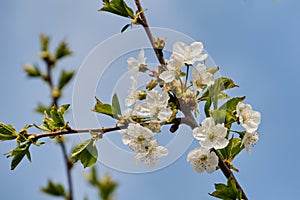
[52,87,61,99]
[24,64,40,77]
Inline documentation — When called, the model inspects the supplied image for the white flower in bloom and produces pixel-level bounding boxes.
[171,41,208,65]
[134,90,172,121]
[242,131,259,154]
[193,117,229,149]
[192,63,214,92]
[159,58,184,83]
[127,49,147,76]
[134,140,168,167]
[121,123,154,152]
[125,76,139,107]
[236,102,261,133]
[187,147,218,174]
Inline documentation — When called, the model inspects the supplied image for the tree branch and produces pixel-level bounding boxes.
[133,1,248,199]
[44,58,73,200]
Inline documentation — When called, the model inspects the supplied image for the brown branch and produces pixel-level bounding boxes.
[134,0,166,67]
[133,1,248,199]
[44,57,73,200]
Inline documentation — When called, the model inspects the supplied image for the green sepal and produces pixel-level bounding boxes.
[41,180,67,197]
[58,70,75,90]
[112,93,122,119]
[5,143,32,170]
[217,137,244,163]
[210,176,243,200]
[92,97,114,118]
[55,40,72,60]
[99,0,135,19]
[71,139,98,168]
[0,122,18,141]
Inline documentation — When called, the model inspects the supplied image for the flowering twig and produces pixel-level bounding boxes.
[133,1,248,199]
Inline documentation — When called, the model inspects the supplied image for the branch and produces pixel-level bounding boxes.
[133,1,248,199]
[134,0,166,67]
[44,57,73,200]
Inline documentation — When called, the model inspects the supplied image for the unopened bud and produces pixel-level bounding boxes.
[138,90,147,100]
[146,80,158,90]
[24,64,40,77]
[52,87,61,99]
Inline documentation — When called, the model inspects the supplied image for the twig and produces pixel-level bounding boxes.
[45,60,73,200]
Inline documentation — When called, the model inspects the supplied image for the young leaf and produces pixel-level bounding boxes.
[55,40,72,60]
[99,0,135,19]
[50,106,65,127]
[112,93,122,119]
[217,137,244,163]
[71,139,98,168]
[210,176,243,200]
[41,180,67,197]
[58,70,75,89]
[92,97,113,118]
[0,122,18,141]
[6,143,32,170]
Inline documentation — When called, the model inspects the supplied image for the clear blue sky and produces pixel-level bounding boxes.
[1,0,300,199]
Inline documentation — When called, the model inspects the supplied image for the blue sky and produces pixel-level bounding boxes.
[1,0,300,199]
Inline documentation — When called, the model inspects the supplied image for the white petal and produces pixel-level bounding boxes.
[159,71,175,83]
[158,107,172,121]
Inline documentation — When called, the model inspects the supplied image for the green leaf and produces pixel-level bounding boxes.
[204,97,212,117]
[99,0,135,19]
[0,122,18,141]
[112,93,122,119]
[40,34,50,51]
[92,97,113,118]
[71,139,98,168]
[210,109,227,124]
[57,104,70,116]
[219,96,245,129]
[218,137,243,162]
[41,180,67,197]
[50,106,65,127]
[210,176,243,200]
[6,143,32,170]
[58,70,75,89]
[55,40,72,60]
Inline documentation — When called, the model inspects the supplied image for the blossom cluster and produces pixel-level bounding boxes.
[119,41,261,172]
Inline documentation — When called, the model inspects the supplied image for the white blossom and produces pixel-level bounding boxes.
[171,41,208,65]
[242,131,259,154]
[187,147,218,174]
[134,140,168,167]
[121,123,154,152]
[193,117,229,149]
[236,102,261,133]
[127,49,147,77]
[125,76,139,107]
[159,58,184,83]
[134,90,172,121]
[192,63,214,92]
